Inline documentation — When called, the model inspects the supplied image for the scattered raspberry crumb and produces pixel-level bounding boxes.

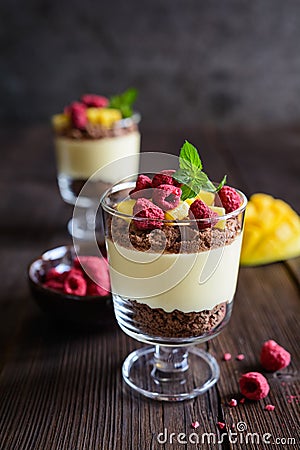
[129,175,152,199]
[239,397,246,404]
[152,184,182,211]
[236,354,245,361]
[218,186,241,213]
[286,395,300,404]
[191,421,199,429]
[228,399,238,407]
[260,340,291,372]
[217,422,226,430]
[265,404,275,411]
[223,352,232,361]
[133,198,164,230]
[231,423,236,429]
[239,372,270,400]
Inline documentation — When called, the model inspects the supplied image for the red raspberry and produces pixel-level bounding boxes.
[188,199,219,229]
[69,102,87,129]
[152,170,181,188]
[239,372,270,400]
[45,268,68,283]
[152,184,182,211]
[64,270,87,296]
[218,186,241,213]
[44,279,64,292]
[81,94,109,108]
[133,198,164,230]
[260,340,291,372]
[74,256,110,295]
[129,175,152,199]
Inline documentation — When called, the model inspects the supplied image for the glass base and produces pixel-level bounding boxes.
[122,345,219,401]
[68,212,104,244]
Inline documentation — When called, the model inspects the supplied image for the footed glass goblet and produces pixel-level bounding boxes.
[101,178,247,401]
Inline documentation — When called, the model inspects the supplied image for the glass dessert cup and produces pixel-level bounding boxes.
[101,179,247,401]
[54,114,141,241]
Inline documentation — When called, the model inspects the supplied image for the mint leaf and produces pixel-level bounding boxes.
[175,140,226,200]
[181,185,197,201]
[109,88,138,118]
[215,175,227,192]
[179,141,202,171]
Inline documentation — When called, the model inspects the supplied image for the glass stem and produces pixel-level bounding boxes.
[152,345,189,382]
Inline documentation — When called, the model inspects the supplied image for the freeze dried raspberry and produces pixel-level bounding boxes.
[129,175,152,199]
[45,268,67,283]
[44,279,64,292]
[239,372,270,400]
[133,198,164,230]
[64,270,87,296]
[218,186,241,213]
[81,94,109,108]
[260,340,291,372]
[236,354,245,361]
[223,352,232,361]
[217,422,226,430]
[74,256,110,295]
[152,170,181,188]
[228,399,237,407]
[69,102,87,129]
[265,404,275,411]
[188,199,219,230]
[152,184,182,211]
[191,421,199,429]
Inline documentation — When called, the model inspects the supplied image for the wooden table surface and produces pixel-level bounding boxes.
[0,125,299,449]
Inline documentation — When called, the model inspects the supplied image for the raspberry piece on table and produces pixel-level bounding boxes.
[69,102,87,129]
[265,404,275,411]
[236,353,245,361]
[218,186,241,213]
[217,422,226,430]
[152,184,182,211]
[74,256,110,294]
[44,279,64,292]
[64,270,87,296]
[133,198,164,230]
[191,421,199,429]
[81,94,109,108]
[228,399,238,407]
[129,175,152,199]
[239,372,270,400]
[188,199,219,229]
[152,170,181,188]
[260,340,291,372]
[223,352,232,361]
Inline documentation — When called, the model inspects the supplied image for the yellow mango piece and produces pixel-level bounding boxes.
[116,199,136,219]
[165,201,190,222]
[196,190,215,206]
[51,113,70,131]
[86,107,101,124]
[186,198,196,206]
[98,108,122,127]
[240,193,300,266]
[210,206,226,230]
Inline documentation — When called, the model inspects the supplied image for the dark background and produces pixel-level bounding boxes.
[2,0,300,128]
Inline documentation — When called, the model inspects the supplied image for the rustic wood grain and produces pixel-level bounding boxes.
[0,125,299,450]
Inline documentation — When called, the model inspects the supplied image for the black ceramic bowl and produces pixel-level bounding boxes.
[28,245,114,326]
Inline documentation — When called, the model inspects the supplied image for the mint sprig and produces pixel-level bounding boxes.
[173,140,227,201]
[109,87,138,118]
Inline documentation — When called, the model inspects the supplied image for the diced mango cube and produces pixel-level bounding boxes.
[210,206,226,230]
[98,108,122,127]
[165,201,190,223]
[116,199,136,218]
[51,113,71,131]
[196,190,215,206]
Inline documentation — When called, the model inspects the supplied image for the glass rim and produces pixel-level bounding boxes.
[114,111,141,129]
[100,179,248,224]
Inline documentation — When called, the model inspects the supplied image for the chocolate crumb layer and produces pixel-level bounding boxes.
[54,122,138,140]
[109,215,241,254]
[130,300,227,337]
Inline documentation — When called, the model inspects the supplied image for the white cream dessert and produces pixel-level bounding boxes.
[103,141,246,339]
[52,90,140,205]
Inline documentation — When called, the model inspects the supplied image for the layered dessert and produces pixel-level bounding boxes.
[52,89,141,206]
[103,141,246,340]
